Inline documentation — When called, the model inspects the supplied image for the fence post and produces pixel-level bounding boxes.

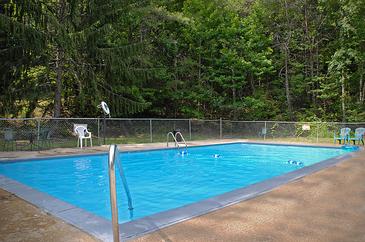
[149,119,153,143]
[103,116,107,145]
[97,118,100,139]
[189,119,192,140]
[220,118,223,139]
[37,119,40,141]
[264,121,267,140]
[316,122,319,143]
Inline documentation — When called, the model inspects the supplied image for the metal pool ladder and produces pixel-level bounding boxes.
[167,131,188,152]
[108,144,134,242]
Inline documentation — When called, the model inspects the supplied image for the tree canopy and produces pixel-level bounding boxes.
[1,0,364,121]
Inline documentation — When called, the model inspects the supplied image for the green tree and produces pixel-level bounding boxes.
[0,0,150,117]
[323,0,365,121]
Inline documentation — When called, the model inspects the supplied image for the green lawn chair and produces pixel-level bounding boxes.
[38,128,53,150]
[349,127,365,145]
[3,128,16,151]
[334,127,351,144]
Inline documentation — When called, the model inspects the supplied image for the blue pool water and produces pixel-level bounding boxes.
[0,143,351,223]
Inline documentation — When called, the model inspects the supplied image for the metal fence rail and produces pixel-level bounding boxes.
[0,118,364,151]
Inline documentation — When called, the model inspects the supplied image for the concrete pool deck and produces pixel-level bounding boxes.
[1,140,365,241]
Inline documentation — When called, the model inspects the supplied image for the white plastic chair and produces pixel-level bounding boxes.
[73,123,87,133]
[75,126,92,148]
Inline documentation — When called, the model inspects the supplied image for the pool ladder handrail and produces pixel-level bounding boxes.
[115,147,134,213]
[108,144,120,242]
[167,131,188,152]
[108,144,134,242]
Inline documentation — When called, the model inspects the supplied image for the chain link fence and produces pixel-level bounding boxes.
[0,118,364,151]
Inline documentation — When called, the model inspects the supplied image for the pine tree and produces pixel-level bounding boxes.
[0,0,150,117]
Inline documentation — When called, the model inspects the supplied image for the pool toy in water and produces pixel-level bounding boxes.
[341,145,359,151]
[287,160,303,166]
[179,150,188,155]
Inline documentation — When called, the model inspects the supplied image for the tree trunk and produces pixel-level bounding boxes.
[232,68,236,103]
[284,46,293,120]
[53,0,66,118]
[283,0,293,120]
[313,40,320,103]
[54,48,63,118]
[198,39,202,83]
[26,99,38,118]
[359,65,364,103]
[173,53,178,91]
[250,72,255,94]
[341,71,346,122]
[362,80,365,104]
[360,75,363,103]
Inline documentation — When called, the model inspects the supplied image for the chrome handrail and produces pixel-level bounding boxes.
[166,131,188,152]
[115,147,134,216]
[167,132,179,148]
[108,145,120,242]
[175,132,188,151]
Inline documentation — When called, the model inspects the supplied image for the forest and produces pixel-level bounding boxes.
[0,0,364,121]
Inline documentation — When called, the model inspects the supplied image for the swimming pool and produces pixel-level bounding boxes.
[0,143,356,240]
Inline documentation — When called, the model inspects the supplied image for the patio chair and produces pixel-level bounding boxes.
[3,128,15,151]
[38,128,53,149]
[75,126,92,148]
[258,127,267,138]
[73,123,87,133]
[349,127,365,145]
[334,127,351,144]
